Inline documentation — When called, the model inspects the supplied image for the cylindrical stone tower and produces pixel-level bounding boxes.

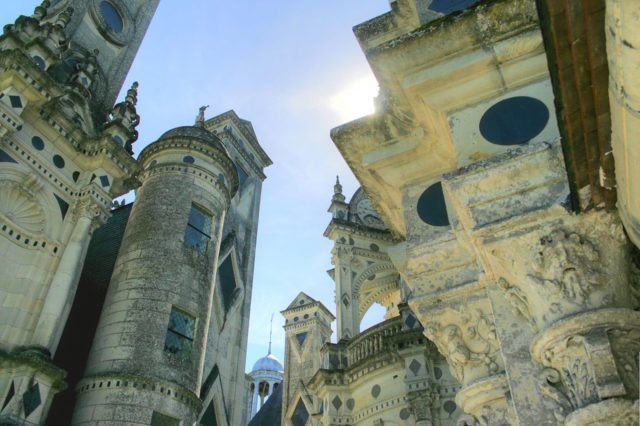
[72,120,238,425]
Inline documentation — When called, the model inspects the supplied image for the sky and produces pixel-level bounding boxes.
[2,0,391,371]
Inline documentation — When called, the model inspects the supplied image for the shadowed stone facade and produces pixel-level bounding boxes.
[0,2,271,424]
[306,0,639,425]
[1,0,640,425]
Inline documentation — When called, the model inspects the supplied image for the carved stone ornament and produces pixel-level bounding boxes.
[527,230,600,307]
[497,277,535,329]
[532,309,640,422]
[424,308,502,384]
[0,179,45,233]
[72,198,105,232]
[537,367,573,423]
[408,390,437,421]
[608,327,640,397]
[456,405,509,426]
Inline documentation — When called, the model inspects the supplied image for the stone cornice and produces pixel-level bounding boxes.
[77,372,202,411]
[281,301,335,321]
[366,0,538,59]
[138,136,239,200]
[204,110,272,167]
[324,218,397,243]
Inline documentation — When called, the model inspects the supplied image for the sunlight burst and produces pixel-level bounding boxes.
[329,75,379,121]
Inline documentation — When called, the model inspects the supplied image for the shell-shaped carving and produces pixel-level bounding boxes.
[0,180,45,233]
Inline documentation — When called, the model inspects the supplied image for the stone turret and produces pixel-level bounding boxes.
[72,114,239,424]
[281,292,334,426]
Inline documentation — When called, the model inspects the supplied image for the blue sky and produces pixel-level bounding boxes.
[2,1,391,371]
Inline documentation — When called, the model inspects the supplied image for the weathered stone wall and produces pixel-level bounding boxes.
[72,130,236,424]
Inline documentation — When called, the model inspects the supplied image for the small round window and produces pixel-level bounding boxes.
[99,1,123,33]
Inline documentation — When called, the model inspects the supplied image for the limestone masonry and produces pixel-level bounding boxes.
[0,0,639,425]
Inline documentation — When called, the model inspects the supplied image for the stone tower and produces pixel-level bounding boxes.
[281,292,334,426]
[45,0,160,114]
[0,1,155,423]
[72,117,239,424]
[326,180,400,340]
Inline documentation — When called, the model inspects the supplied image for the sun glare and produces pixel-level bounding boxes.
[329,75,379,121]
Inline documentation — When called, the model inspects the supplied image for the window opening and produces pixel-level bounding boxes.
[164,306,196,359]
[185,204,212,254]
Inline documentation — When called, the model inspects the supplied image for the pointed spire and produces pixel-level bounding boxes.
[334,175,342,195]
[125,81,139,106]
[332,175,346,203]
[195,105,209,127]
[268,313,274,355]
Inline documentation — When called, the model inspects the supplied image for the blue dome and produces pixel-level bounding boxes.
[251,353,283,373]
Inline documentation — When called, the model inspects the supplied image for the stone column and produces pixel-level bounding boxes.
[332,243,360,339]
[417,293,513,425]
[439,137,640,423]
[606,0,640,249]
[509,214,639,425]
[251,381,259,418]
[32,198,103,353]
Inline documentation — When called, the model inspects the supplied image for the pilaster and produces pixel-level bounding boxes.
[442,139,639,424]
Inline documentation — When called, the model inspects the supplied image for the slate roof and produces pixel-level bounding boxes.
[248,384,282,426]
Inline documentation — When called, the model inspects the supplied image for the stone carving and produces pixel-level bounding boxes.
[0,180,45,233]
[497,277,535,329]
[456,408,494,426]
[537,367,573,423]
[424,309,500,383]
[630,260,640,308]
[527,230,600,307]
[608,327,640,396]
[408,391,436,421]
[196,105,209,126]
[70,49,99,94]
[542,336,598,410]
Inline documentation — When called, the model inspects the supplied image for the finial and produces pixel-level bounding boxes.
[268,313,274,355]
[125,81,138,105]
[334,175,342,194]
[195,105,209,127]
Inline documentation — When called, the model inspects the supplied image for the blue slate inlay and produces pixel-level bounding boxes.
[416,182,450,226]
[9,95,22,109]
[99,175,110,187]
[291,399,309,426]
[54,194,69,219]
[53,154,65,169]
[429,0,479,14]
[22,383,41,418]
[0,149,17,163]
[479,96,549,146]
[2,381,14,410]
[295,332,307,347]
[31,136,45,151]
